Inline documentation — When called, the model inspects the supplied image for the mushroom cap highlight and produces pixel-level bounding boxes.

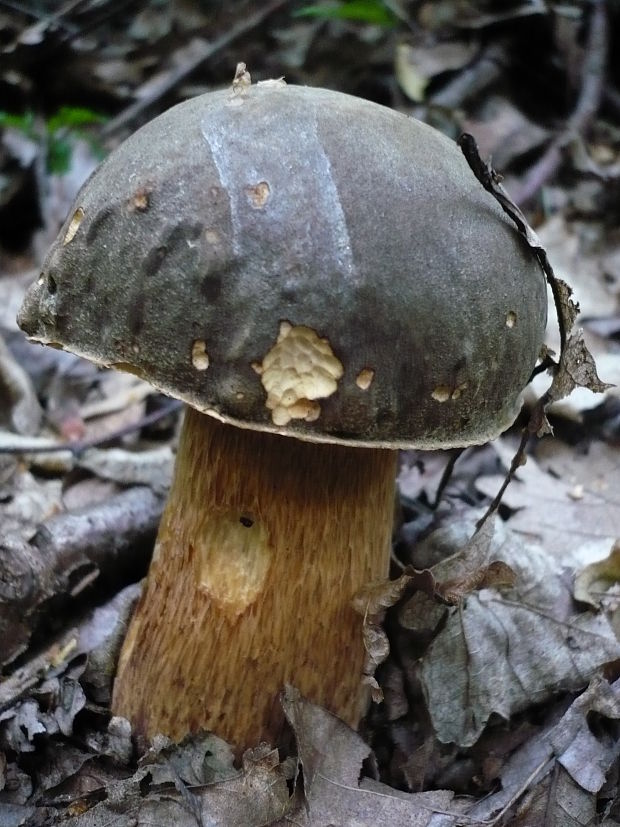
[18,83,547,448]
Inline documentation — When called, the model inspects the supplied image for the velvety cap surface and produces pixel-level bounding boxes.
[18,83,547,448]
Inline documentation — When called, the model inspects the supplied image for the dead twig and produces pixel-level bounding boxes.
[431,448,466,509]
[0,632,79,713]
[458,133,610,532]
[0,397,181,456]
[0,486,162,667]
[511,0,608,205]
[101,0,292,139]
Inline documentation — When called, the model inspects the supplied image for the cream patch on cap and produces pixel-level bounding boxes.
[258,322,344,426]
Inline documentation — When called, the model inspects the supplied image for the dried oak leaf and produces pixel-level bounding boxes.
[462,676,620,825]
[546,329,613,407]
[142,731,236,787]
[574,540,620,608]
[410,519,620,747]
[476,438,620,558]
[280,686,461,826]
[55,735,289,826]
[352,569,436,693]
[436,559,517,606]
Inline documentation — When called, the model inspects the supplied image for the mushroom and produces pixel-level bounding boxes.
[18,78,547,751]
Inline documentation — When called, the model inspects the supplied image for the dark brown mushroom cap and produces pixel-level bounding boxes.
[18,83,547,448]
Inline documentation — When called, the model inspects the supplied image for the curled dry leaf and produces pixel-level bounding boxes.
[353,520,517,691]
[545,329,613,408]
[574,540,620,608]
[436,559,517,606]
[462,676,620,825]
[414,519,620,746]
[280,686,460,827]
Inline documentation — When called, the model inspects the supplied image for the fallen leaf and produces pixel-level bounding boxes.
[0,331,42,435]
[462,676,620,825]
[408,518,620,746]
[575,540,620,607]
[77,444,174,496]
[281,686,460,826]
[78,584,141,704]
[546,329,613,405]
[436,559,517,606]
[395,39,477,102]
[63,740,290,827]
[476,438,620,557]
[462,95,551,171]
[537,215,619,321]
[143,731,236,787]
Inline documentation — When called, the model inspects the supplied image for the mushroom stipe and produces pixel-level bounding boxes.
[114,407,397,746]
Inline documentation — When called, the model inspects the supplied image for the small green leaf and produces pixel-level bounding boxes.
[46,106,107,134]
[47,136,73,175]
[0,110,36,139]
[295,0,396,26]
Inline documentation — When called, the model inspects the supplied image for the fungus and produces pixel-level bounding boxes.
[18,80,547,752]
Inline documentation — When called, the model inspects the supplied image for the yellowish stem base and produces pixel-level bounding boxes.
[112,408,397,751]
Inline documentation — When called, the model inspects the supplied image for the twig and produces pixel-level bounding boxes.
[456,133,578,531]
[431,448,465,509]
[457,132,572,351]
[464,757,554,826]
[0,397,182,456]
[0,486,162,666]
[511,0,608,205]
[0,631,79,713]
[474,422,530,531]
[101,0,291,139]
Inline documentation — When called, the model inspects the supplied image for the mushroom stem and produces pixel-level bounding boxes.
[112,407,397,750]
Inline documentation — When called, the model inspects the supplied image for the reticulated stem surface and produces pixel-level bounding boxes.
[112,407,397,750]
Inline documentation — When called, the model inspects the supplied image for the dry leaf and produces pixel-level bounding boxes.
[575,540,620,608]
[77,445,174,496]
[436,560,517,606]
[412,519,620,746]
[47,738,289,826]
[546,329,613,405]
[477,438,620,557]
[281,686,461,826]
[462,96,551,171]
[537,215,619,321]
[395,40,477,102]
[463,676,620,825]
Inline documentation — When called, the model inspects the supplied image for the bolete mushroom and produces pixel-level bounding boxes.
[18,77,547,751]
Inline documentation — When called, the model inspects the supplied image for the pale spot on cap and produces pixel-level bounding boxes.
[355,368,375,390]
[258,323,344,426]
[63,207,84,245]
[191,339,210,370]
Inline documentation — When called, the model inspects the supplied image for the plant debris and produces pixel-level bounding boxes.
[1,1,620,824]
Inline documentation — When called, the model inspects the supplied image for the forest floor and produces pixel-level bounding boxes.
[1,2,620,825]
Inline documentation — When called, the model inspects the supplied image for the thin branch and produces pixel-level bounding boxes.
[101,0,291,139]
[511,0,608,205]
[431,448,465,509]
[0,397,182,456]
